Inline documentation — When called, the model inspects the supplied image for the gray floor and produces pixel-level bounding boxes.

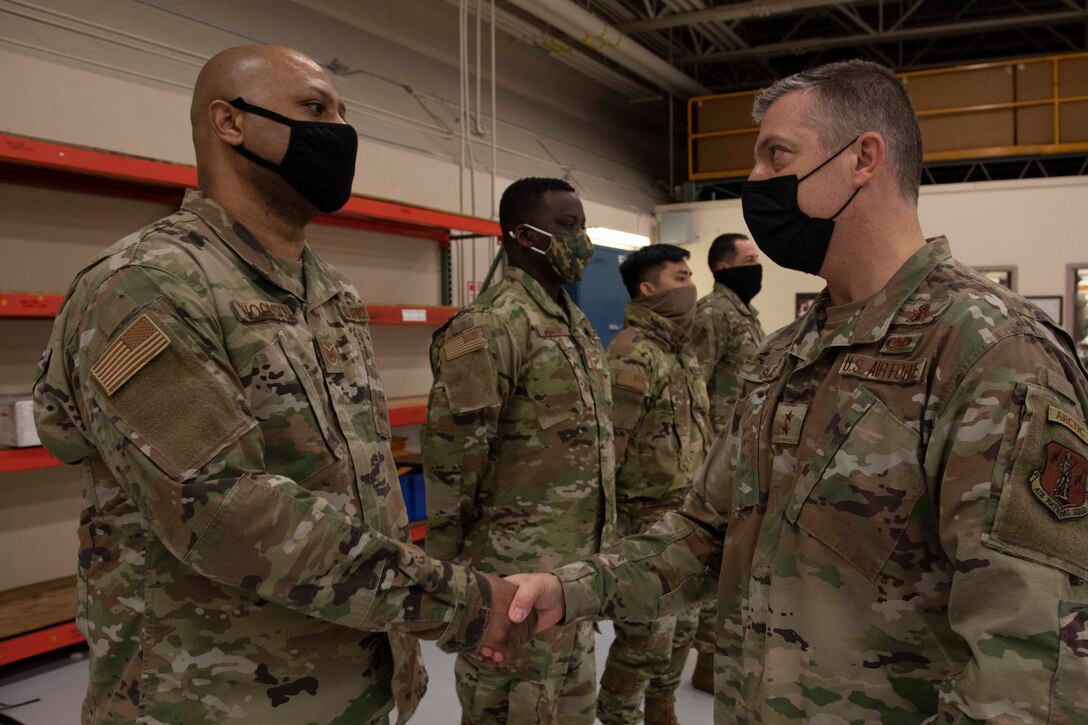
[0,621,713,723]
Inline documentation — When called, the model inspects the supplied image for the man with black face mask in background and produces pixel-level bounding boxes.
[597,244,712,725]
[687,233,765,693]
[423,177,616,723]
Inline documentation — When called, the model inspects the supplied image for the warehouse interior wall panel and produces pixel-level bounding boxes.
[660,175,1088,335]
[0,0,668,221]
[0,467,80,591]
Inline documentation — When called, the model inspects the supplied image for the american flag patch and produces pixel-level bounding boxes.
[444,328,484,360]
[91,314,171,396]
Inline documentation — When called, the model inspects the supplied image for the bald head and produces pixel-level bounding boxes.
[191,45,341,150]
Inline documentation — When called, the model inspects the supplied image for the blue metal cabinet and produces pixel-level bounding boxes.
[565,246,629,349]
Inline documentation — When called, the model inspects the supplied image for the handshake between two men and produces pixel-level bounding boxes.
[470,572,565,665]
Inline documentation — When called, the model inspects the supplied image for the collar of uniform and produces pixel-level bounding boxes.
[300,246,343,309]
[181,189,306,300]
[624,300,689,350]
[713,282,759,318]
[786,237,949,366]
[503,266,573,323]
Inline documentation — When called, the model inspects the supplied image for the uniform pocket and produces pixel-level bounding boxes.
[526,337,584,430]
[789,384,926,580]
[242,329,340,483]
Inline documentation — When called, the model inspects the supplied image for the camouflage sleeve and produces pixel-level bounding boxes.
[33,264,492,654]
[927,333,1088,722]
[607,347,652,466]
[422,312,517,562]
[553,434,730,623]
[690,308,730,384]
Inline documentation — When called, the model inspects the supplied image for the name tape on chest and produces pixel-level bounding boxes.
[444,328,485,360]
[231,300,295,325]
[91,314,171,396]
[840,353,926,384]
[340,304,369,324]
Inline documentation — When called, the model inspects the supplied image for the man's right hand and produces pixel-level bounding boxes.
[504,572,564,633]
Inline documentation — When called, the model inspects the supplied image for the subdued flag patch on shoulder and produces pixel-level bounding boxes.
[91,314,171,396]
[614,369,649,394]
[444,328,485,360]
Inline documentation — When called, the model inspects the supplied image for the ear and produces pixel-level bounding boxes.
[853,131,884,187]
[638,279,657,297]
[208,99,244,147]
[512,225,538,250]
[712,261,729,271]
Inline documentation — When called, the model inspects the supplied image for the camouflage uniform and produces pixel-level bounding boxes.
[555,238,1088,722]
[688,282,765,659]
[597,301,712,723]
[423,265,615,724]
[33,190,498,725]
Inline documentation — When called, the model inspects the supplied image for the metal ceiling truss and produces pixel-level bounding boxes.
[576,0,1088,93]
[685,151,1088,201]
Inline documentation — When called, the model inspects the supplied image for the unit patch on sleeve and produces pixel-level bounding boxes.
[840,354,926,384]
[91,314,171,396]
[231,300,295,324]
[1029,441,1088,520]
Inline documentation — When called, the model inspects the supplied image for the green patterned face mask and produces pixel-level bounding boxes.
[521,223,595,283]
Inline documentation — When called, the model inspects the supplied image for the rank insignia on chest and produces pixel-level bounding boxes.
[1029,441,1088,520]
[231,300,295,324]
[880,333,921,355]
[316,335,344,372]
[772,403,808,445]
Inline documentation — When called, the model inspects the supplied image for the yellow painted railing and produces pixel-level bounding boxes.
[688,52,1088,181]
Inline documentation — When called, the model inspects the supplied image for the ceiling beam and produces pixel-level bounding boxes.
[617,0,852,33]
[677,9,1088,65]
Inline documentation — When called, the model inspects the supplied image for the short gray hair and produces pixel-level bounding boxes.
[752,60,923,203]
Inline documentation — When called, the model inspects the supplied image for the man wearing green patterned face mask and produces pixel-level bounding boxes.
[423,177,616,723]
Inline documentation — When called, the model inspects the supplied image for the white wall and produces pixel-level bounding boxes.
[658,175,1088,335]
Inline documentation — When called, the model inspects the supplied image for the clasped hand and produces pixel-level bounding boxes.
[476,572,566,665]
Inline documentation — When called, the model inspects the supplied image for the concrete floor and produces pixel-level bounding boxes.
[0,620,714,724]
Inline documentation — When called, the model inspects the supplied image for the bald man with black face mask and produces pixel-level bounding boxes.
[33,44,533,724]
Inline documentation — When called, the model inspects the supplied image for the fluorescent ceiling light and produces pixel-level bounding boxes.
[588,227,650,250]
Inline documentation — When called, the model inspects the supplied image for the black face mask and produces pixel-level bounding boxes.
[741,136,861,275]
[228,97,358,214]
[713,263,762,305]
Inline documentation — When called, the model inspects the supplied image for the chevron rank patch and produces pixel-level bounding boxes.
[91,314,171,396]
[340,304,369,324]
[444,328,485,360]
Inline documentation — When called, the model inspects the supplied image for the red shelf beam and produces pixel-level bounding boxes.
[0,133,501,242]
[0,620,85,667]
[0,293,64,318]
[367,305,456,326]
[0,447,63,474]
